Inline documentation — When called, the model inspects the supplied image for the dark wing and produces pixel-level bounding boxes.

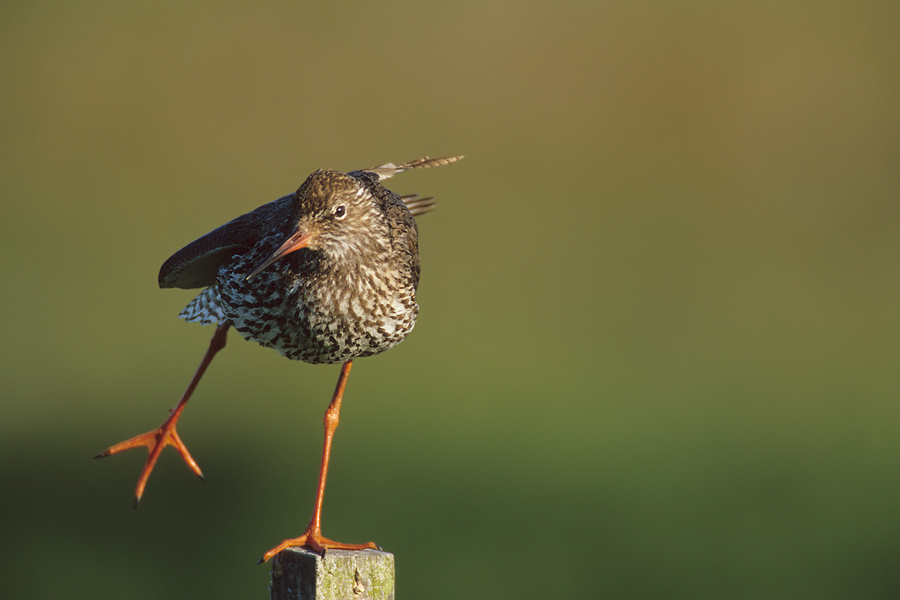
[159,194,293,289]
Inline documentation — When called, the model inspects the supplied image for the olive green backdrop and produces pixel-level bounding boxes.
[3,1,899,598]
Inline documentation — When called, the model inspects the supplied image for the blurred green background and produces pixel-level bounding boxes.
[3,1,899,598]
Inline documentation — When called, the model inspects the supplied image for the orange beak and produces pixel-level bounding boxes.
[245,229,314,281]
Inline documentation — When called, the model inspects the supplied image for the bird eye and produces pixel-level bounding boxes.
[334,205,347,219]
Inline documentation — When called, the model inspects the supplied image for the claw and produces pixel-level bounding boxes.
[259,528,377,563]
[96,418,203,505]
[98,323,229,504]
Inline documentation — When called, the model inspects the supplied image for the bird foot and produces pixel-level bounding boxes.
[95,417,203,506]
[259,527,378,563]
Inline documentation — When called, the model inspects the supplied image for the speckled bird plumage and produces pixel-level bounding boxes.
[159,156,461,364]
[97,155,461,557]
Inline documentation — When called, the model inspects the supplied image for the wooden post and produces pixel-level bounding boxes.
[270,548,395,600]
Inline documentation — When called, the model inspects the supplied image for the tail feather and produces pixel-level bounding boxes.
[363,155,464,181]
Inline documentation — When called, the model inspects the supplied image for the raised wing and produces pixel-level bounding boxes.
[159,194,293,289]
[160,156,461,289]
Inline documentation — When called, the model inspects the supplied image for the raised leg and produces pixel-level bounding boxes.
[96,322,231,507]
[260,360,377,563]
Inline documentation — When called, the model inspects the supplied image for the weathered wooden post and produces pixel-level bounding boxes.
[270,548,395,600]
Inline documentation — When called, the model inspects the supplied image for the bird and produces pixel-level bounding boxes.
[96,155,462,562]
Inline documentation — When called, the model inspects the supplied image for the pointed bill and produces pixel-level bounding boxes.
[245,229,314,280]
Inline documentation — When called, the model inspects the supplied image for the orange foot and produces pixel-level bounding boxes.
[259,525,378,563]
[95,414,203,507]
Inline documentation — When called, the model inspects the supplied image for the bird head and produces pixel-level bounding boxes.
[245,169,384,280]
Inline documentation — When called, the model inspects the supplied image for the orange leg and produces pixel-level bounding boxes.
[96,322,230,507]
[259,359,378,562]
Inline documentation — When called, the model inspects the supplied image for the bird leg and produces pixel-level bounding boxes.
[96,322,231,507]
[260,360,378,562]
